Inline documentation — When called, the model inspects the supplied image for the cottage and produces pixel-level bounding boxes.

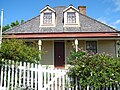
[3,5,120,68]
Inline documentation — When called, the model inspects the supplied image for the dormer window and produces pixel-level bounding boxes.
[67,12,76,24]
[43,13,52,24]
[40,5,56,27]
[63,5,80,27]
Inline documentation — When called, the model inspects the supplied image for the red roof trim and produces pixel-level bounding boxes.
[3,32,119,39]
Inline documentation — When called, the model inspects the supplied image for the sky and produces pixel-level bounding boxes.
[0,0,120,30]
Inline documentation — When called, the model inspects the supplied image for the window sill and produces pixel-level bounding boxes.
[64,23,80,27]
[65,23,78,25]
[41,24,54,26]
[40,24,55,27]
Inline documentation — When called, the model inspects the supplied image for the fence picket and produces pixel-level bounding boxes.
[31,63,34,89]
[48,71,50,90]
[27,63,30,86]
[7,60,11,90]
[44,68,47,88]
[23,62,26,87]
[62,70,65,90]
[59,73,61,90]
[11,61,15,90]
[0,60,120,90]
[34,63,37,90]
[3,64,7,88]
[0,60,4,88]
[38,65,42,90]
[51,70,53,90]
[15,61,18,88]
[18,61,22,87]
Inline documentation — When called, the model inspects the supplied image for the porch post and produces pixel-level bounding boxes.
[75,39,78,52]
[38,40,42,59]
[116,41,118,57]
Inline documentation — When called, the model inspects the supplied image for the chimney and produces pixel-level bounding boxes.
[78,6,86,15]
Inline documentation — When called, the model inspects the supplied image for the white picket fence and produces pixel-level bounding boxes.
[0,60,70,90]
[0,60,120,90]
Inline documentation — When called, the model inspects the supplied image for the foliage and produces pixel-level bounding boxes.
[2,24,10,32]
[2,20,24,32]
[68,48,120,89]
[0,39,41,63]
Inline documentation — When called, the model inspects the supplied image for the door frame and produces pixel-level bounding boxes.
[54,40,65,68]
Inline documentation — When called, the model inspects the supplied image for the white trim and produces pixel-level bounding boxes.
[53,40,54,67]
[38,40,42,60]
[63,5,79,12]
[38,40,42,51]
[75,39,78,52]
[40,6,55,13]
[115,41,118,57]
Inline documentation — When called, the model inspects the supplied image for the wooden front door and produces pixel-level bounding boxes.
[54,41,65,67]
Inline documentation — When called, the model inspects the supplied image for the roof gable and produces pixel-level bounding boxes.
[40,5,55,13]
[63,5,79,13]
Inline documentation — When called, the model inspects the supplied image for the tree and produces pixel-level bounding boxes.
[2,20,24,31]
[10,20,19,27]
[21,19,24,24]
[68,48,120,89]
[2,24,10,32]
[0,39,41,63]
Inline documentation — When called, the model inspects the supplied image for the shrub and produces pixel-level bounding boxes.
[68,48,120,89]
[0,39,41,63]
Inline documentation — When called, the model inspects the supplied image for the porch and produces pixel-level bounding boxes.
[28,39,118,69]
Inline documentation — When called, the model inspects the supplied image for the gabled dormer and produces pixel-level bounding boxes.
[63,5,80,27]
[40,5,56,27]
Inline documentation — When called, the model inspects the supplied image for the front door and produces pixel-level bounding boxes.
[54,41,65,67]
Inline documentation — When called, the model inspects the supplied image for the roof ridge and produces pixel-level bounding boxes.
[54,6,67,8]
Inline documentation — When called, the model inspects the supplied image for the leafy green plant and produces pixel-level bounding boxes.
[68,48,120,89]
[0,39,42,63]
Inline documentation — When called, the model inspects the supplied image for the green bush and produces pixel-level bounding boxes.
[68,48,120,89]
[0,39,41,63]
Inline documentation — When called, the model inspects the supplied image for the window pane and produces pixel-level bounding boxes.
[67,12,76,23]
[86,41,97,53]
[43,13,52,24]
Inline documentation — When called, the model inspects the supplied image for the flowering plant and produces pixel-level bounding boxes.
[68,48,120,89]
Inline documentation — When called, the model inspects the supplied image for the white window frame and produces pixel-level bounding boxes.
[67,12,76,24]
[43,13,52,24]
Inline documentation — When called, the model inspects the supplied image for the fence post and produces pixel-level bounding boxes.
[38,65,42,90]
